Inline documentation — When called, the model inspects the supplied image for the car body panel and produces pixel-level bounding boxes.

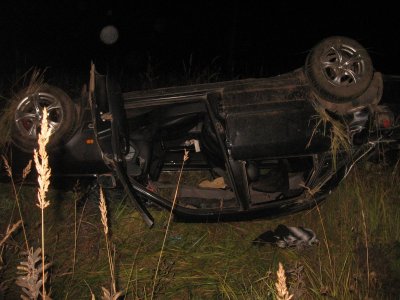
[86,65,382,226]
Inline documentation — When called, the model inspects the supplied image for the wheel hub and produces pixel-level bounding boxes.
[321,44,365,87]
[14,92,63,140]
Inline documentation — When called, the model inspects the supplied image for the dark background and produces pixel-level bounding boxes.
[1,1,399,91]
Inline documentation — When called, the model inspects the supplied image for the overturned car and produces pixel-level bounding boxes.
[2,36,400,227]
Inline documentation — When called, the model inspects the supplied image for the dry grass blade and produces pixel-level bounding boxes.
[84,280,97,300]
[22,160,33,180]
[99,188,109,236]
[71,181,82,279]
[151,149,189,300]
[314,199,336,293]
[1,155,30,251]
[1,155,12,177]
[16,247,52,300]
[354,174,371,295]
[0,220,22,247]
[275,262,293,300]
[308,103,351,170]
[33,106,52,299]
[99,188,123,298]
[101,286,124,300]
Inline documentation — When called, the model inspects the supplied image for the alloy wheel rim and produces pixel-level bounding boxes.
[320,43,366,87]
[14,92,63,140]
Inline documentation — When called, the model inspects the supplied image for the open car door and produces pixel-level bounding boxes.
[89,64,155,227]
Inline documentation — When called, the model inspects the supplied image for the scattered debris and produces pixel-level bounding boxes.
[198,177,227,189]
[253,224,319,249]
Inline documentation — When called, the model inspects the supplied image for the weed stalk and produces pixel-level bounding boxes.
[151,149,189,299]
[33,107,52,299]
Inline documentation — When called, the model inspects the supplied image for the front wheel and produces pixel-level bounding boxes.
[11,84,77,152]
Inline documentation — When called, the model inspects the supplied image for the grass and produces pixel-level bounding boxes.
[307,102,351,171]
[0,159,399,299]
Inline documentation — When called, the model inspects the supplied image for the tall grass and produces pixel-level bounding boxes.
[1,143,400,298]
[1,155,31,252]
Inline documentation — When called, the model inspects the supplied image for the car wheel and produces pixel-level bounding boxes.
[11,84,76,152]
[305,36,373,103]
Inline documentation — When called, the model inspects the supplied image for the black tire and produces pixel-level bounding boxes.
[11,84,76,152]
[305,36,373,103]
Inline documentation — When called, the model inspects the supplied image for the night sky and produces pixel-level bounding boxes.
[1,1,400,90]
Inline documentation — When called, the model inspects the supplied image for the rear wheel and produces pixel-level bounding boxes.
[306,36,373,103]
[11,84,76,152]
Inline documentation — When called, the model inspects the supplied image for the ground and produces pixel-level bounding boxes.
[0,162,400,299]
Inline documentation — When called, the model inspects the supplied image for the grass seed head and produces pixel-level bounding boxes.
[275,262,293,300]
[34,107,51,210]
